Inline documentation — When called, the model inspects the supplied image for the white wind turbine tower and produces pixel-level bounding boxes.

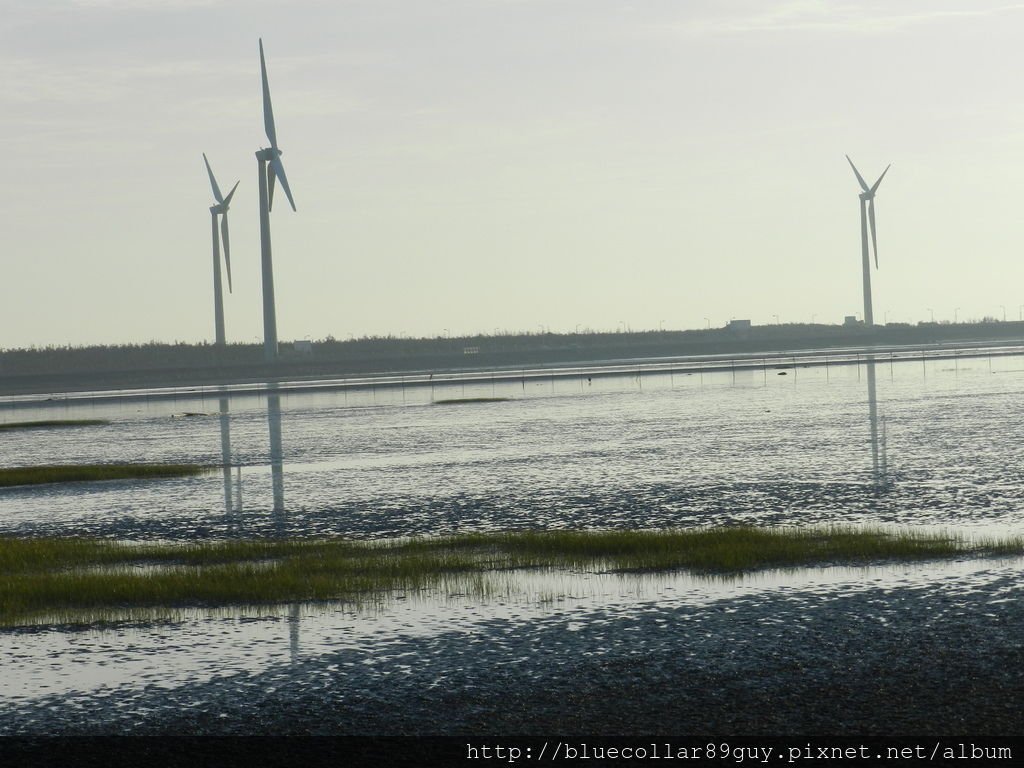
[203,154,239,346]
[846,156,890,326]
[256,38,297,361]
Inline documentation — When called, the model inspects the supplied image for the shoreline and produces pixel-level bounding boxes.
[3,323,1024,399]
[2,337,1022,408]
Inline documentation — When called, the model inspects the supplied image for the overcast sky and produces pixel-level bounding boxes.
[3,0,1024,348]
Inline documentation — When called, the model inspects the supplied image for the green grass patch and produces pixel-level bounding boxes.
[432,397,511,405]
[0,419,110,431]
[1,526,1021,627]
[0,463,208,488]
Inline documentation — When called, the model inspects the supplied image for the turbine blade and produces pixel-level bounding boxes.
[870,164,891,195]
[222,180,240,208]
[846,155,870,193]
[270,154,297,212]
[221,212,233,293]
[260,38,278,149]
[868,198,879,269]
[203,153,224,203]
[268,163,276,211]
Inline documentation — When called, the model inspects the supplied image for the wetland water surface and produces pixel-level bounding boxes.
[1,352,1023,734]
[3,353,1024,539]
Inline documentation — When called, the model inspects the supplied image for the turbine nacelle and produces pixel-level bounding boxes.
[210,182,239,216]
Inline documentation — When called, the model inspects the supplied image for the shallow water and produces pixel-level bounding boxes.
[0,557,1018,725]
[1,352,1023,717]
[2,352,1023,539]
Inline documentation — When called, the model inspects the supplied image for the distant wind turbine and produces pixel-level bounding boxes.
[256,38,297,361]
[846,156,890,326]
[203,153,239,346]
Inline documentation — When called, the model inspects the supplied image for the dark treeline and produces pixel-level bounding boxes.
[2,321,1023,396]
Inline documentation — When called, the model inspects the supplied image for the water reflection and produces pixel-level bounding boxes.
[6,356,1024,541]
[289,603,300,663]
[268,388,285,520]
[264,387,299,658]
[865,357,889,490]
[217,388,301,657]
[215,386,286,520]
[218,396,234,517]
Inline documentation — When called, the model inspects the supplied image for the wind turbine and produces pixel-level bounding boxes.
[202,154,239,347]
[256,38,297,361]
[846,156,890,326]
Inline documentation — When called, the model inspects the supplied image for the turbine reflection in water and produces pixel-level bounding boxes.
[289,603,300,664]
[265,393,301,661]
[218,387,300,657]
[218,396,233,517]
[267,388,285,521]
[215,386,286,520]
[865,356,890,490]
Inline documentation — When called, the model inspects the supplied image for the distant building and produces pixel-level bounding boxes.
[294,339,313,355]
[726,319,751,339]
[463,346,480,355]
[843,315,861,327]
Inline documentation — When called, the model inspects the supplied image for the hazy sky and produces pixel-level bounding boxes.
[4,0,1024,348]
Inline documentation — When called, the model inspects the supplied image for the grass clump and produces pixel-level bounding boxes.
[489,527,966,572]
[0,526,1020,627]
[0,420,109,431]
[0,464,208,488]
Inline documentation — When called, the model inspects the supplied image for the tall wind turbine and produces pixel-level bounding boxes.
[203,154,239,347]
[846,156,890,326]
[256,38,297,361]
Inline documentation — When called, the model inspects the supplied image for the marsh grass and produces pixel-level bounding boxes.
[0,419,110,431]
[486,527,969,571]
[0,463,208,488]
[1,526,1021,627]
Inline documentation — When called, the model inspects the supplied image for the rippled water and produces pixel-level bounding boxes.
[2,352,1023,539]
[1,352,1023,719]
[1,557,1019,732]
